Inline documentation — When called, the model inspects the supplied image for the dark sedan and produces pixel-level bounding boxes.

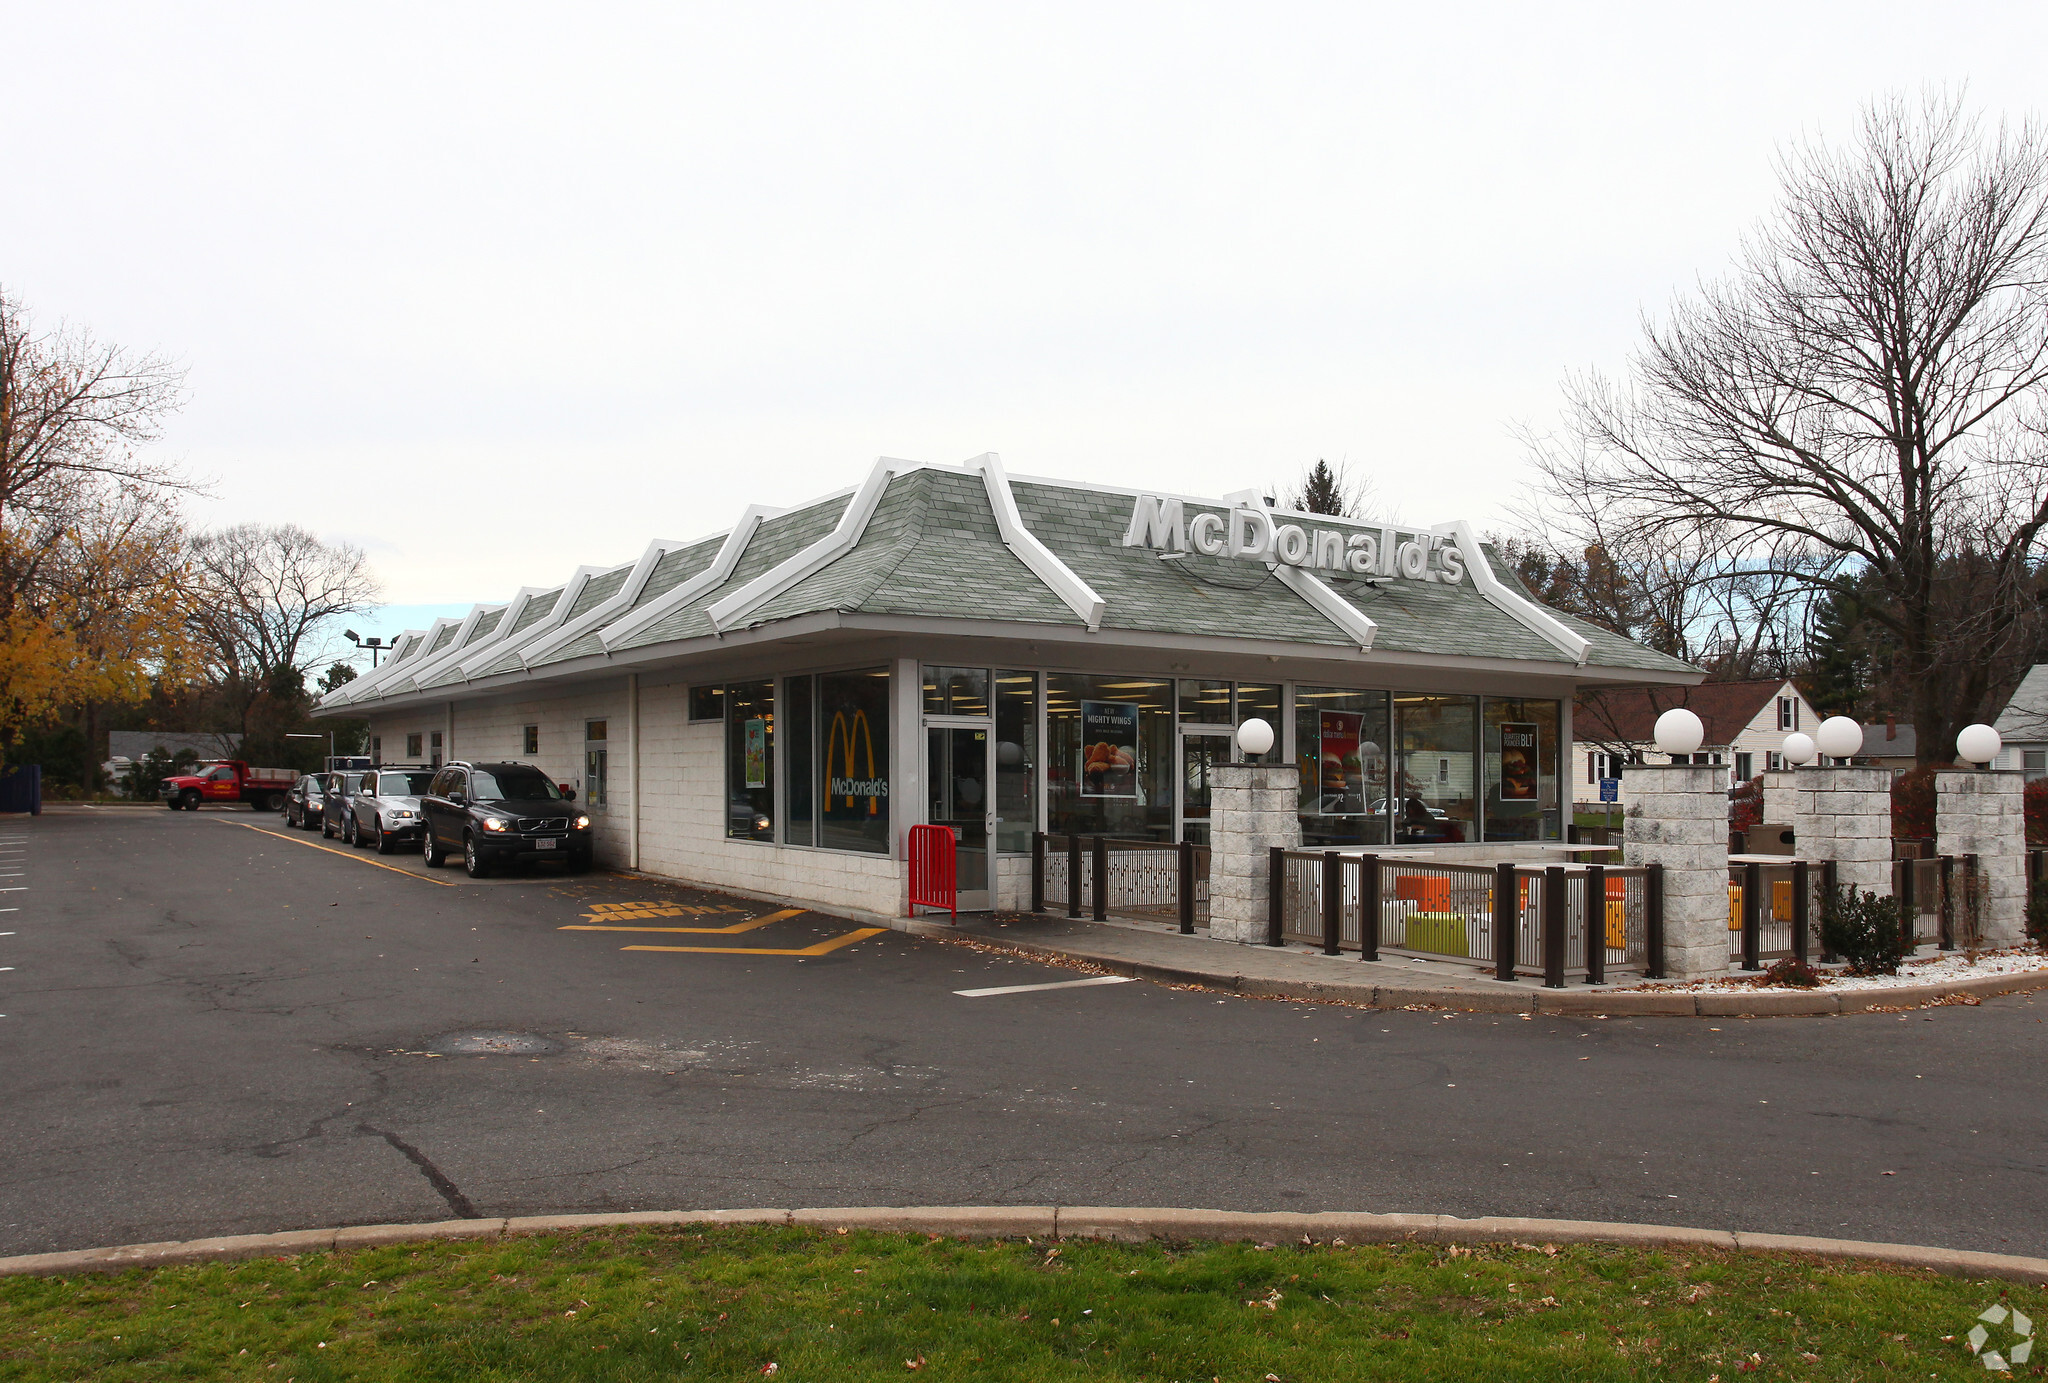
[284,773,328,829]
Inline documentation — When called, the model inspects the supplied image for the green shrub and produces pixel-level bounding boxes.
[2027,879,2048,950]
[1819,885,1910,976]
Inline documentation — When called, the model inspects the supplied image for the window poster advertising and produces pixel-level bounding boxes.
[1498,722,1539,801]
[744,718,768,789]
[1317,710,1365,815]
[1079,700,1138,798]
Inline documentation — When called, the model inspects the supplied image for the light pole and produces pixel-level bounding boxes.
[343,629,386,667]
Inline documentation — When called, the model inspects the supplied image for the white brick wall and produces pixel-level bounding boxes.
[1622,762,1728,981]
[1936,769,2026,945]
[1208,764,1303,944]
[1791,766,1893,900]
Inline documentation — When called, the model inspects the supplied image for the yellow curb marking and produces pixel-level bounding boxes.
[563,908,802,935]
[625,926,887,957]
[220,820,458,886]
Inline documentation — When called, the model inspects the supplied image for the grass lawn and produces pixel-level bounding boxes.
[0,1224,2038,1380]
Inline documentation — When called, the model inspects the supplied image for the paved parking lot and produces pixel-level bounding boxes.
[3,805,2046,1259]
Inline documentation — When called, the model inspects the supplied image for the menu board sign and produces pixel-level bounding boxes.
[1498,722,1539,801]
[744,718,768,789]
[1317,710,1365,816]
[1080,701,1138,798]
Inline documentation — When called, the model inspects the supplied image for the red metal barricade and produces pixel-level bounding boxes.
[907,823,958,921]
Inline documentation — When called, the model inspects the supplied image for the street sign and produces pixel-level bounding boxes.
[1598,778,1620,803]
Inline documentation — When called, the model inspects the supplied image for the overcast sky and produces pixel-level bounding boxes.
[11,2,2046,647]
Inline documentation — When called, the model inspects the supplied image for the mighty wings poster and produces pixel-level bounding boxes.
[1080,701,1138,798]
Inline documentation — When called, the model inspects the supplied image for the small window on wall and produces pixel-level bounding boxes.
[371,736,381,763]
[1778,697,1799,731]
[1735,752,1754,782]
[523,725,539,756]
[689,686,724,722]
[726,682,774,840]
[584,721,608,810]
[430,731,443,768]
[406,733,422,759]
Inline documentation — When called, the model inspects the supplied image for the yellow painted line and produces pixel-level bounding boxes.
[220,820,457,886]
[624,926,887,957]
[562,908,801,935]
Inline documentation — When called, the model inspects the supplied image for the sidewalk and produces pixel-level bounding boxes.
[900,909,2048,1017]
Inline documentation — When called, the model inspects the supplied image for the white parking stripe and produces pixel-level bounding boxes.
[954,975,1136,998]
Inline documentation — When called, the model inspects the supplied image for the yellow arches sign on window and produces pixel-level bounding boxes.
[826,709,884,814]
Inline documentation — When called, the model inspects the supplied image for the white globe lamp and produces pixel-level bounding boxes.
[1236,717,1275,758]
[995,740,1024,768]
[1653,707,1704,757]
[1781,732,1816,766]
[1956,723,2001,767]
[1813,715,1863,761]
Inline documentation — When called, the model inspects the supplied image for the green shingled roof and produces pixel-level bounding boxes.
[425,623,459,655]
[338,465,1697,706]
[508,588,563,636]
[461,608,505,646]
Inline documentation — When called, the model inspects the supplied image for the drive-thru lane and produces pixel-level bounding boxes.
[3,806,2044,1260]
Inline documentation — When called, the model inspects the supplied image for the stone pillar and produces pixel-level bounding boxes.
[1791,766,1894,900]
[1761,769,1798,832]
[1936,769,2026,946]
[1207,763,1302,944]
[1622,763,1728,981]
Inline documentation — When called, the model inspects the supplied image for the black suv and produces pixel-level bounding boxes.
[419,760,592,877]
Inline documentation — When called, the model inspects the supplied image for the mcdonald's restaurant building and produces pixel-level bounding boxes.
[316,455,1696,917]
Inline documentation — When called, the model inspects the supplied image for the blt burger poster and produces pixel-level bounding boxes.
[1080,701,1138,798]
[1498,722,1539,801]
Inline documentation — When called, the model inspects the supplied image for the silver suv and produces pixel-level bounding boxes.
[344,767,437,854]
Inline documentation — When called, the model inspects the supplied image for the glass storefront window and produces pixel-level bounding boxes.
[784,675,814,846]
[1177,679,1232,725]
[725,682,774,841]
[922,666,989,718]
[1482,696,1560,841]
[1046,673,1173,841]
[1394,693,1477,845]
[993,671,1037,853]
[818,668,891,853]
[1294,687,1390,847]
[1235,683,1282,765]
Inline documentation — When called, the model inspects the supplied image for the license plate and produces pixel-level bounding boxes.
[534,838,558,850]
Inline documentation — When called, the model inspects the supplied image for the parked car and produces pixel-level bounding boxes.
[283,773,327,828]
[318,772,365,837]
[344,768,436,854]
[159,760,297,812]
[419,760,590,877]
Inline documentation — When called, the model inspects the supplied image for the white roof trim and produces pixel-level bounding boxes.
[383,603,508,693]
[517,549,675,667]
[1442,520,1590,665]
[967,452,1106,632]
[461,568,602,677]
[1272,564,1377,652]
[318,626,429,707]
[373,618,465,697]
[599,506,781,650]
[707,458,902,633]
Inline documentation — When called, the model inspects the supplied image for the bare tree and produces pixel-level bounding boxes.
[1525,91,2048,764]
[186,524,380,735]
[0,287,189,534]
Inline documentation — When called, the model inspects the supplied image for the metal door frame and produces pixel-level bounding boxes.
[924,714,996,909]
[1176,724,1236,844]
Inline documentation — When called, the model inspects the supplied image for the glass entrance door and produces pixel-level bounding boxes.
[1178,729,1234,846]
[926,724,992,910]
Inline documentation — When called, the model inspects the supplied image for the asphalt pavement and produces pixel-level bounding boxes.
[2,806,2044,1258]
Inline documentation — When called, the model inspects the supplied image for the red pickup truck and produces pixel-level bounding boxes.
[160,761,297,812]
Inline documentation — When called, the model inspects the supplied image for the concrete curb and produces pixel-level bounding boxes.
[917,922,2048,1016]
[5,1207,2045,1284]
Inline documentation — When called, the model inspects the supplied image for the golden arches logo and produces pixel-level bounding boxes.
[825,709,882,815]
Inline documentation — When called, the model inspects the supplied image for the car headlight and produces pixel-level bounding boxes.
[388,809,415,820]
[481,817,511,832]
[572,815,591,829]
